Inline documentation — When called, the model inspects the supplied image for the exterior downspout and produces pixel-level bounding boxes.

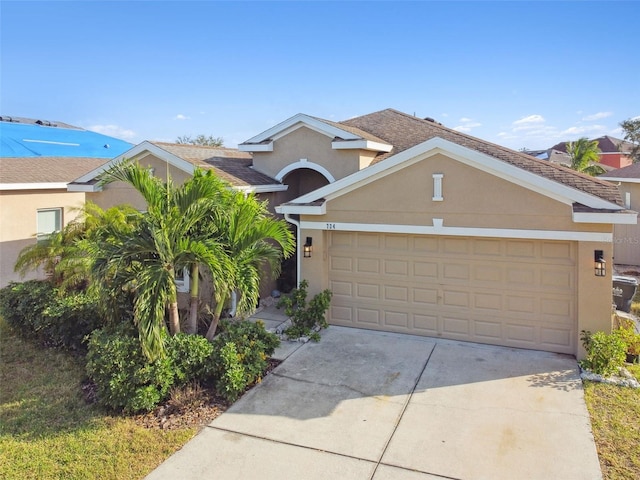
[284,213,302,287]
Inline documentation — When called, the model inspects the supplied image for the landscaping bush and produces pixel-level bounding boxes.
[277,279,332,341]
[86,327,216,412]
[86,326,174,412]
[167,332,215,385]
[0,280,102,351]
[210,319,280,402]
[580,330,627,376]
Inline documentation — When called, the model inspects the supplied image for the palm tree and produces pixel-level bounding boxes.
[566,138,605,176]
[205,190,295,341]
[14,203,138,291]
[94,162,232,360]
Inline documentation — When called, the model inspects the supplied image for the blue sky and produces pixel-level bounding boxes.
[2,1,638,151]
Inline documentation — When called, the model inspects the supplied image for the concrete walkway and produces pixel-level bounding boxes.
[147,324,602,480]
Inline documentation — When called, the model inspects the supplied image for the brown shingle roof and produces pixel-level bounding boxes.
[0,157,108,184]
[600,162,640,180]
[337,109,622,206]
[150,142,278,187]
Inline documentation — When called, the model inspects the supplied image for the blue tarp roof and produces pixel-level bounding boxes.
[0,121,133,158]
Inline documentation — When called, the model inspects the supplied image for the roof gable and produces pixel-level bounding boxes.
[600,162,640,183]
[239,113,392,153]
[278,137,624,214]
[68,141,284,193]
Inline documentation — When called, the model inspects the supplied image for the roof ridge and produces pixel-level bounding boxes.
[151,141,238,151]
[347,108,619,196]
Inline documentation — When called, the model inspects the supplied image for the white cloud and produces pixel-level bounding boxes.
[87,124,137,140]
[512,115,545,131]
[560,124,607,136]
[175,114,190,120]
[582,112,612,121]
[453,117,482,132]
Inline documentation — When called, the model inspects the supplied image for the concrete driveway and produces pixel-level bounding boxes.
[147,327,602,480]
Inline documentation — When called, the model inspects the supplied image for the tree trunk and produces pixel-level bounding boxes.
[168,301,180,335]
[186,264,199,334]
[205,294,226,341]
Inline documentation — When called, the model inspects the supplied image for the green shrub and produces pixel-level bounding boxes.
[0,280,56,337]
[580,330,627,376]
[86,327,217,412]
[166,332,214,385]
[0,280,102,351]
[277,279,332,341]
[86,326,174,412]
[210,320,280,402]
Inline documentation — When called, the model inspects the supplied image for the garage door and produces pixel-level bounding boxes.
[328,232,577,354]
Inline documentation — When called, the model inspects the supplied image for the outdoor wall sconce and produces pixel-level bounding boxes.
[594,250,606,277]
[303,237,313,258]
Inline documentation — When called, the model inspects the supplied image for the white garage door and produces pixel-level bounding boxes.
[328,232,577,354]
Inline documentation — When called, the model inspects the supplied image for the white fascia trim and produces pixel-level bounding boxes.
[300,220,613,243]
[600,177,640,184]
[0,182,68,191]
[238,143,273,152]
[67,183,100,192]
[275,160,336,183]
[291,137,623,211]
[331,140,393,152]
[572,211,638,224]
[72,141,195,184]
[276,203,326,215]
[240,113,362,145]
[234,184,288,194]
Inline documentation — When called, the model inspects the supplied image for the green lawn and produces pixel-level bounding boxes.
[0,319,195,480]
[584,363,640,480]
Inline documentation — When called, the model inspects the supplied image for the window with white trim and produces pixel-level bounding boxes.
[37,208,62,242]
[175,267,190,293]
[432,173,444,201]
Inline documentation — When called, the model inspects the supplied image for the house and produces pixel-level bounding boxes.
[65,108,637,358]
[551,136,635,169]
[237,108,636,358]
[600,162,640,266]
[0,117,132,287]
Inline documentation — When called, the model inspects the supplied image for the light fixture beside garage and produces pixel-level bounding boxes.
[303,237,313,258]
[594,250,606,277]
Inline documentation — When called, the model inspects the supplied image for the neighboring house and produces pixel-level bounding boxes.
[0,117,132,287]
[523,148,615,172]
[600,163,640,266]
[551,136,635,169]
[237,108,636,358]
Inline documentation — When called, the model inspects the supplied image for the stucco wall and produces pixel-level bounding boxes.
[325,153,610,233]
[87,154,192,210]
[0,189,86,287]
[252,127,363,181]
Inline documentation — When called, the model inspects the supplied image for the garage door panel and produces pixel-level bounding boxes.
[356,257,380,274]
[330,256,353,273]
[328,233,576,354]
[356,308,380,325]
[356,283,379,300]
[384,259,409,276]
[413,314,438,333]
[384,310,409,328]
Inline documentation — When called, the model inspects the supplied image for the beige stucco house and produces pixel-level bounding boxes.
[238,109,636,358]
[67,109,636,358]
[600,163,640,266]
[0,157,108,287]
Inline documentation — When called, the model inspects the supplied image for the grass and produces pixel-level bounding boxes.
[584,363,640,480]
[0,319,196,480]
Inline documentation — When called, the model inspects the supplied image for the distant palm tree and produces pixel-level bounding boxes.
[205,190,295,341]
[566,138,605,176]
